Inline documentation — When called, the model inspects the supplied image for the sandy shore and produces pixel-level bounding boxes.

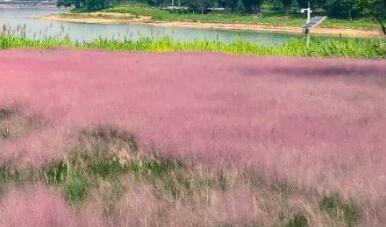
[39,12,383,38]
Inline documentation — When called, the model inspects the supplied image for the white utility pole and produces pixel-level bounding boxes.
[301,1,312,23]
[301,1,312,46]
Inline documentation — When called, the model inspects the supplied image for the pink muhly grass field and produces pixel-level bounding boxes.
[0,185,77,227]
[1,49,386,218]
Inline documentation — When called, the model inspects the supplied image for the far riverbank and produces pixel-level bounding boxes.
[39,12,384,38]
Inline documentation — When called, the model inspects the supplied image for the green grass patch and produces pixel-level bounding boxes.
[0,166,21,183]
[0,107,16,120]
[64,175,88,202]
[286,213,308,227]
[320,195,361,226]
[1,35,384,58]
[45,161,69,184]
[89,159,125,179]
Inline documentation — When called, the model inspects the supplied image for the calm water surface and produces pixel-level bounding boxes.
[0,7,295,44]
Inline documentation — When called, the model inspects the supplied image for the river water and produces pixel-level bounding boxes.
[0,7,295,44]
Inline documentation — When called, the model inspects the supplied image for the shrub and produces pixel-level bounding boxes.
[320,195,361,226]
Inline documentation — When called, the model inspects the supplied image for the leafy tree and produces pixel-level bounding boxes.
[296,0,327,9]
[296,0,308,8]
[57,0,85,9]
[146,0,164,6]
[326,0,351,19]
[279,0,293,15]
[74,0,85,8]
[183,0,212,13]
[216,0,238,11]
[85,0,111,11]
[242,0,263,12]
[78,0,384,23]
[325,0,364,20]
[57,0,73,8]
[58,0,110,10]
[367,0,386,35]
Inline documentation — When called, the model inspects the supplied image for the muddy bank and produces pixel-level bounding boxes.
[39,13,383,38]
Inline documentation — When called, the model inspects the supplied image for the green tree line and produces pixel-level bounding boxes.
[118,0,385,20]
[57,0,385,35]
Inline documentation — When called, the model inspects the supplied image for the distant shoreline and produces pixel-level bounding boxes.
[39,13,383,38]
[0,3,57,8]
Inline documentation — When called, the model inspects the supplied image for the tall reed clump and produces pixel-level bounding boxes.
[0,35,72,49]
[0,33,384,58]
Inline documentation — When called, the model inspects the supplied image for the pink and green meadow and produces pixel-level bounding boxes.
[0,49,385,226]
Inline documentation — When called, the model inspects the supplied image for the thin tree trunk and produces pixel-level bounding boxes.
[377,17,386,36]
[284,6,289,15]
[348,9,352,21]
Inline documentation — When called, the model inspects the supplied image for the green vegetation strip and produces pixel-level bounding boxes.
[320,195,361,227]
[0,36,385,58]
[101,4,383,30]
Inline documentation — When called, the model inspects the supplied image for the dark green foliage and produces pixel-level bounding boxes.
[278,0,293,14]
[0,108,16,120]
[242,0,264,12]
[59,0,111,11]
[0,166,21,183]
[57,0,87,9]
[184,0,212,13]
[57,0,74,8]
[320,195,361,226]
[85,0,111,11]
[89,159,125,178]
[369,0,386,35]
[286,213,308,227]
[325,0,363,20]
[45,161,69,184]
[65,175,88,202]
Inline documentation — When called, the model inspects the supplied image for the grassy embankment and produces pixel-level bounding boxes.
[83,4,385,31]
[0,35,385,58]
[0,106,361,226]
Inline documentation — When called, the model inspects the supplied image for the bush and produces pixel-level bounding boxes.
[85,0,111,11]
[325,0,363,19]
[320,195,361,226]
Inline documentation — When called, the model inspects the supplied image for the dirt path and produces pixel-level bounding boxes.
[39,13,383,38]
